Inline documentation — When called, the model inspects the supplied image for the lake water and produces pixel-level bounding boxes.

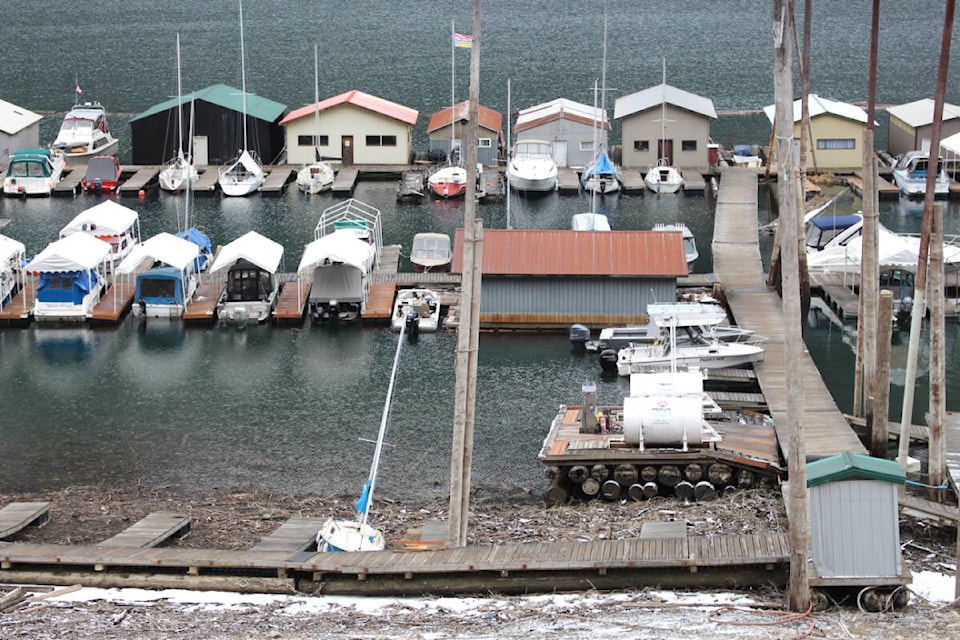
[2,0,959,501]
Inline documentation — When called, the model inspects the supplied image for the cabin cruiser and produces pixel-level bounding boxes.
[507,140,558,193]
[115,232,209,318]
[891,151,950,198]
[60,200,142,270]
[3,149,65,196]
[50,101,119,158]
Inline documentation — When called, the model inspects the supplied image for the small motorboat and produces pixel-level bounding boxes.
[3,148,65,196]
[652,222,698,267]
[507,140,558,193]
[891,150,950,198]
[297,161,335,194]
[391,288,441,336]
[410,232,452,272]
[81,155,122,193]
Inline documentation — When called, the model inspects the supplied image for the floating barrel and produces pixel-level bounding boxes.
[601,479,622,501]
[590,464,609,481]
[708,463,733,486]
[684,464,704,482]
[694,481,717,502]
[568,465,589,484]
[623,395,703,447]
[657,465,682,487]
[581,477,600,496]
[627,483,646,501]
[675,480,694,501]
[613,464,638,486]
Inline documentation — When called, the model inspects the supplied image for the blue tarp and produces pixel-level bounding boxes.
[36,270,99,304]
[583,151,617,179]
[177,227,212,271]
[135,266,184,305]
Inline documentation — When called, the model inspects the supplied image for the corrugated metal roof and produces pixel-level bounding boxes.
[762,93,874,126]
[614,84,717,120]
[887,98,960,128]
[451,229,688,276]
[131,85,286,123]
[0,99,42,135]
[426,101,503,134]
[279,90,418,126]
[515,98,610,134]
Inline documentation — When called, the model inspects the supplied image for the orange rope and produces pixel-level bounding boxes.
[707,600,816,639]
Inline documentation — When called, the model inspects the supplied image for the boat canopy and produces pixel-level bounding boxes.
[5,149,57,177]
[807,223,960,271]
[0,234,26,265]
[115,232,200,275]
[178,227,212,255]
[209,230,283,275]
[135,266,187,305]
[584,150,617,178]
[298,229,375,274]
[27,233,111,273]
[809,215,861,231]
[60,200,139,238]
[36,269,100,304]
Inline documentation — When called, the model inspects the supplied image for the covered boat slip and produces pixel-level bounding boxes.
[27,233,111,322]
[114,231,207,317]
[58,200,142,268]
[209,231,284,323]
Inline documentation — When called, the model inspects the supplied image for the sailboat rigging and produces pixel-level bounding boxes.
[427,20,469,199]
[159,33,199,193]
[296,42,335,194]
[644,57,684,194]
[581,13,621,196]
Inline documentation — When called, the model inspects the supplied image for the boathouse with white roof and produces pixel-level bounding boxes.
[513,98,609,168]
[0,99,42,164]
[614,84,717,171]
[426,101,503,166]
[762,93,874,170]
[129,84,286,166]
[886,98,960,157]
[451,228,688,329]
[279,90,418,166]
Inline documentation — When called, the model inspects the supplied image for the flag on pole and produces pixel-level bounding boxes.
[74,82,83,96]
[453,32,473,49]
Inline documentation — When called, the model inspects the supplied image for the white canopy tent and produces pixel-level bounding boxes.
[29,233,112,273]
[60,200,140,239]
[209,231,284,275]
[297,230,377,308]
[116,232,201,275]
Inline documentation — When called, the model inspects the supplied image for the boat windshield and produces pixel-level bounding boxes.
[8,160,49,177]
[60,118,94,133]
[515,143,552,160]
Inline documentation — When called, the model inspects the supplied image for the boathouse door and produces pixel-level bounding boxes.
[341,136,354,165]
[657,139,674,165]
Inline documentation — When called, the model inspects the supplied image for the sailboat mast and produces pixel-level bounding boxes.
[506,77,511,229]
[175,33,184,161]
[239,0,248,153]
[600,13,608,140]
[450,19,456,164]
[313,42,320,160]
[660,57,666,163]
[591,78,599,215]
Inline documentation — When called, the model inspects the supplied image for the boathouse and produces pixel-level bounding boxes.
[426,101,502,166]
[451,229,687,329]
[762,94,873,171]
[513,98,608,168]
[0,99,42,164]
[886,98,960,158]
[614,84,716,171]
[279,90,418,166]
[129,84,286,166]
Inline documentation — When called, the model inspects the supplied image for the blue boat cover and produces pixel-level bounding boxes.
[36,270,100,304]
[584,151,617,178]
[135,266,184,305]
[177,227,212,271]
[810,215,860,231]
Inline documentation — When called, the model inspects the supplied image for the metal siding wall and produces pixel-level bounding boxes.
[481,278,675,317]
[810,480,901,578]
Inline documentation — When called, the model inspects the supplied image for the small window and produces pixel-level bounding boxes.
[681,140,697,151]
[580,140,594,152]
[477,138,492,148]
[298,135,329,147]
[634,140,649,152]
[381,135,397,147]
[817,138,856,150]
[366,135,381,146]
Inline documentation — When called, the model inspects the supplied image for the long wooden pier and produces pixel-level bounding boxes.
[712,167,866,459]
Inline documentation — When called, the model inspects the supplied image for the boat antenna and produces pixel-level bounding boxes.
[506,77,512,229]
[356,316,409,528]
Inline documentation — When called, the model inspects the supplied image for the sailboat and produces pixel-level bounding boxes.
[581,15,621,196]
[427,21,469,199]
[573,80,611,231]
[159,33,199,193]
[296,43,335,194]
[218,0,264,197]
[644,58,684,194]
[316,313,412,553]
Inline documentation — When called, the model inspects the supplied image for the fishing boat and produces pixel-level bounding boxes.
[80,155,122,194]
[3,148,65,196]
[410,232,452,272]
[50,100,119,158]
[29,233,110,322]
[652,222,698,267]
[0,234,26,307]
[391,288,441,335]
[59,200,142,269]
[891,150,950,198]
[298,199,381,323]
[115,232,205,318]
[317,308,412,553]
[611,333,765,377]
[159,34,199,193]
[210,231,284,324]
[296,43,336,195]
[507,140,559,193]
[644,59,684,194]
[218,1,264,197]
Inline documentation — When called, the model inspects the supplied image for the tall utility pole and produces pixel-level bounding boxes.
[448,0,483,548]
[773,0,810,611]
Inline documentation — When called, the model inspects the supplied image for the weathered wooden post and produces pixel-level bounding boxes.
[872,291,893,458]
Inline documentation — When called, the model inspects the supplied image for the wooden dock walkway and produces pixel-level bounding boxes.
[89,282,135,324]
[191,168,220,193]
[0,503,49,541]
[0,277,36,325]
[118,166,160,195]
[250,517,327,553]
[621,169,645,195]
[97,513,191,549]
[848,172,901,200]
[259,166,294,196]
[331,167,359,196]
[182,281,224,324]
[711,167,865,459]
[52,167,83,196]
[557,168,580,194]
[273,275,308,323]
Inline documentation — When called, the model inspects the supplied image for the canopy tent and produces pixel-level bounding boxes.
[28,233,111,273]
[0,234,26,265]
[60,200,140,238]
[209,231,283,275]
[116,232,201,275]
[297,230,376,275]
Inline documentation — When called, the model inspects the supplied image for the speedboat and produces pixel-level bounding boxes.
[612,338,765,377]
[410,232,451,272]
[891,150,950,198]
[29,233,111,322]
[507,140,558,193]
[644,159,684,194]
[805,213,863,253]
[296,160,335,194]
[391,288,441,335]
[581,148,621,195]
[209,231,284,324]
[50,101,119,158]
[3,149,65,196]
[427,165,468,198]
[653,222,698,267]
[81,155,122,193]
[60,200,142,269]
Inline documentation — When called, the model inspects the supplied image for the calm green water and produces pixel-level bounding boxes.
[2,0,959,500]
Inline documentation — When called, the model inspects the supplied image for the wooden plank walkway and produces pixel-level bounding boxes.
[259,166,294,196]
[97,513,191,549]
[331,167,359,196]
[273,276,309,323]
[0,278,36,325]
[191,168,219,193]
[89,282,135,324]
[182,281,224,324]
[621,169,645,195]
[118,166,160,194]
[0,503,50,541]
[250,517,326,553]
[52,167,83,196]
[711,167,865,459]
[557,168,580,194]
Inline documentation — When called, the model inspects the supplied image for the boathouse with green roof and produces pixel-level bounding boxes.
[129,84,286,167]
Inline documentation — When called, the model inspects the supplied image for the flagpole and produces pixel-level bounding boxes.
[451,19,456,165]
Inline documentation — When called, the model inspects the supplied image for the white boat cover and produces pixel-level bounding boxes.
[0,234,26,264]
[298,230,375,274]
[806,223,960,272]
[572,213,611,231]
[28,233,111,273]
[60,200,139,238]
[209,230,283,274]
[115,232,200,275]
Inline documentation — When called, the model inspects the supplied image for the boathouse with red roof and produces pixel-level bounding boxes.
[426,101,503,166]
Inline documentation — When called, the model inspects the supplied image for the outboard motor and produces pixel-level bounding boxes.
[404,310,420,340]
[568,324,590,352]
[599,348,619,374]
[896,296,913,328]
[327,299,340,323]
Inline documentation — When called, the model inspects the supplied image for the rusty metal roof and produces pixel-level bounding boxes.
[426,101,503,135]
[452,229,688,276]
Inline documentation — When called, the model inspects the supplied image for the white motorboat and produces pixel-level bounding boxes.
[115,232,205,318]
[218,1,264,197]
[891,150,950,198]
[653,222,698,267]
[614,337,765,377]
[210,231,284,324]
[159,34,199,193]
[3,148,65,196]
[50,100,119,158]
[296,43,336,195]
[59,200,142,270]
[410,232,452,272]
[0,234,26,308]
[571,212,610,231]
[29,233,110,322]
[507,140,558,193]
[391,288,441,335]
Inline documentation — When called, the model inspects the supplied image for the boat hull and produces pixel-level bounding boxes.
[34,285,104,322]
[391,288,441,333]
[892,170,950,198]
[615,344,765,377]
[582,176,621,194]
[508,172,558,193]
[296,163,335,194]
[317,518,385,553]
[159,161,199,193]
[644,166,683,193]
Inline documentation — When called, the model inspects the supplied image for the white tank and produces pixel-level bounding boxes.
[629,369,703,398]
[623,395,704,447]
